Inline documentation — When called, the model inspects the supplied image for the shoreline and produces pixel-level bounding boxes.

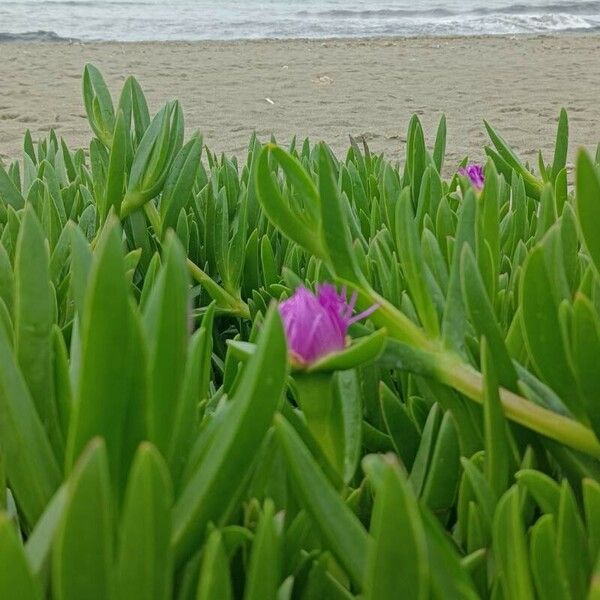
[2,30,598,45]
[2,33,600,166]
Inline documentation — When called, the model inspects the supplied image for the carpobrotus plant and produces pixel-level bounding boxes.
[0,64,599,599]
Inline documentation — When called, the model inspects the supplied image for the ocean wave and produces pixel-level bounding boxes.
[295,8,456,19]
[1,0,155,4]
[472,1,600,16]
[2,1,600,41]
[434,12,600,33]
[416,14,600,35]
[0,30,76,42]
[297,1,600,20]
[243,11,600,39]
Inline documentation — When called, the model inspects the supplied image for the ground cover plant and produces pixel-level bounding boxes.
[1,64,600,599]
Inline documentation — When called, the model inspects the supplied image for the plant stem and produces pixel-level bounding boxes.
[350,278,600,459]
[436,354,600,459]
[187,258,250,319]
[293,373,345,477]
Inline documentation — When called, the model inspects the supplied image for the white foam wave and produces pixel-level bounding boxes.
[1,0,600,41]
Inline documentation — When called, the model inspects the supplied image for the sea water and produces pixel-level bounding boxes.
[1,0,599,41]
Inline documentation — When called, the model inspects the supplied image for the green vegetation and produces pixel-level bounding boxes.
[0,64,599,598]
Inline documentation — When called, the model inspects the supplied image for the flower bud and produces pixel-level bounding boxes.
[278,284,376,366]
[458,164,485,190]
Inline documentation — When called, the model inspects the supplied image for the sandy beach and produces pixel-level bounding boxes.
[1,34,600,166]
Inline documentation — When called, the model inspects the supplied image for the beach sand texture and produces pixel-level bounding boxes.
[1,35,600,166]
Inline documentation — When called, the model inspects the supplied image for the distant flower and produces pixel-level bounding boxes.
[279,284,377,366]
[459,164,485,190]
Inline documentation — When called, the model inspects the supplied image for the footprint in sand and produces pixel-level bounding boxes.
[312,75,334,85]
[355,131,380,141]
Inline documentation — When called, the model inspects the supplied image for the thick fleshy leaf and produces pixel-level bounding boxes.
[0,161,25,209]
[551,108,568,183]
[243,500,281,600]
[460,246,517,390]
[575,150,600,277]
[53,439,115,600]
[160,135,202,233]
[421,507,479,599]
[143,234,189,456]
[396,189,439,336]
[116,443,173,600]
[15,206,63,460]
[255,145,325,259]
[196,529,233,600]
[530,515,571,600]
[103,109,128,219]
[83,63,116,147]
[306,328,386,373]
[25,485,68,588]
[481,338,510,498]
[569,293,600,437]
[0,303,61,527]
[172,305,287,563]
[0,512,41,599]
[363,454,428,600]
[380,383,420,470]
[556,480,588,599]
[493,486,535,599]
[520,244,580,416]
[318,143,364,284]
[275,414,369,590]
[65,220,146,496]
[584,478,600,565]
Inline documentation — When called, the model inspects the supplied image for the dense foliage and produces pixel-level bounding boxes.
[1,64,600,599]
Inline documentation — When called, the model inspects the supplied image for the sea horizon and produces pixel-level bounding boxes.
[1,0,600,42]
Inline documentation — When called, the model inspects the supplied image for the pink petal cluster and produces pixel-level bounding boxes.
[278,284,376,365]
[458,164,485,190]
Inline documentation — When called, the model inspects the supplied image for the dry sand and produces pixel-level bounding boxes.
[1,35,600,166]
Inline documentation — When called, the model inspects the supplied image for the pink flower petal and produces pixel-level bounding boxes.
[278,284,378,365]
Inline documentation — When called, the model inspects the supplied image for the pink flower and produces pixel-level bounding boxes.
[458,164,485,190]
[278,284,377,366]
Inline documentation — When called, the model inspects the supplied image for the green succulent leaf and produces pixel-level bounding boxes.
[275,414,369,590]
[0,512,42,599]
[363,454,428,600]
[52,439,115,600]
